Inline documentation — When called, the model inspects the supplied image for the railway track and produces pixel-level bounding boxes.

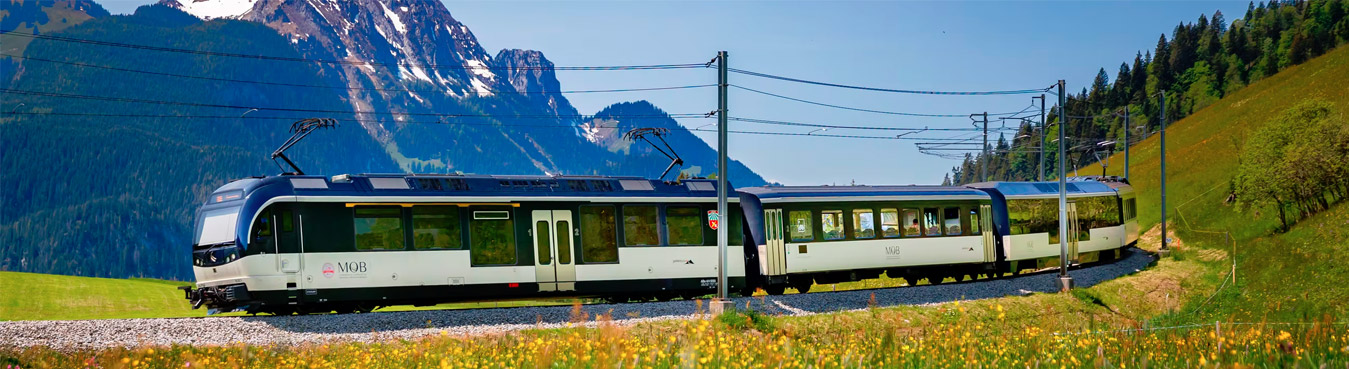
[0,248,1154,350]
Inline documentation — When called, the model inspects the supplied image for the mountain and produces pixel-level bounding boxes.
[1,0,766,280]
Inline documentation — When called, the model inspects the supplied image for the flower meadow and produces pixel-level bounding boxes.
[4,304,1348,369]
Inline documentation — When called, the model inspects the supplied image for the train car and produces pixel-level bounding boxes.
[1089,177,1140,247]
[738,185,998,294]
[965,180,1129,273]
[182,174,747,315]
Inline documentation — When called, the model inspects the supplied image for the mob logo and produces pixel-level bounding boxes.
[337,261,368,273]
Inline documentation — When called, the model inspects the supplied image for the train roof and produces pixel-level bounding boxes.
[738,185,990,203]
[209,173,730,204]
[964,180,1117,198]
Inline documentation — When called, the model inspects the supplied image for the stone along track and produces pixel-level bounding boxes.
[0,248,1154,350]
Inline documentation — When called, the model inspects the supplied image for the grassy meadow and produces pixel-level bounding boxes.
[0,271,576,321]
[1090,43,1349,324]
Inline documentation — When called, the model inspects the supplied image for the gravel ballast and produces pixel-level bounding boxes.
[0,248,1154,350]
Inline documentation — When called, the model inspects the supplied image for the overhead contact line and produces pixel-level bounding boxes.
[726,67,1054,95]
[5,54,715,95]
[0,33,706,71]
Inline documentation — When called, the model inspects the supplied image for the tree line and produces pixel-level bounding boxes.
[947,0,1349,185]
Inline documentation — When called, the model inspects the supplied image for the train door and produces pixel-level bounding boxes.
[273,206,302,304]
[761,209,787,276]
[531,210,576,292]
[979,205,996,263]
[1065,202,1081,264]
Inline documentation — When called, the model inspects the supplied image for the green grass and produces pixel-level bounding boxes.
[0,271,198,321]
[1089,44,1349,323]
[0,271,577,321]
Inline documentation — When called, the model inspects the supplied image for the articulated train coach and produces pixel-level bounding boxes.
[183,174,1137,315]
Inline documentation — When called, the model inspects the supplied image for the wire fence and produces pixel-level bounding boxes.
[1051,320,1349,337]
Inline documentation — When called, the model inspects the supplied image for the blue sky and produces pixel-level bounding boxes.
[100,0,1248,185]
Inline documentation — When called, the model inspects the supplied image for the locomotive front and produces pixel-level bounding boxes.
[179,177,282,313]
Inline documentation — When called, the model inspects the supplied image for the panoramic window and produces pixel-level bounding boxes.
[902,209,921,237]
[789,210,813,242]
[354,207,404,250]
[412,206,461,250]
[922,208,942,236]
[852,209,875,239]
[944,207,962,236]
[665,206,703,245]
[1007,198,1057,236]
[821,210,844,240]
[623,205,659,246]
[469,209,516,265]
[880,208,900,238]
[579,206,618,263]
[969,208,981,235]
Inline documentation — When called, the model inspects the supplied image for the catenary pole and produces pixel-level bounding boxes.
[716,51,730,301]
[1124,108,1130,180]
[982,112,989,181]
[1160,92,1168,255]
[1057,80,1073,291]
[1037,94,1046,181]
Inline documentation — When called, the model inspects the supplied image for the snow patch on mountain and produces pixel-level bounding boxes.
[164,0,256,19]
[379,1,405,34]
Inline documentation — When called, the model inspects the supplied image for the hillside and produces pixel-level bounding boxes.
[0,1,766,281]
[1092,44,1349,322]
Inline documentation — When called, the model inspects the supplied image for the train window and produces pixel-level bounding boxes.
[413,206,462,250]
[250,210,273,251]
[469,209,516,265]
[902,209,921,237]
[969,208,981,235]
[788,211,813,242]
[535,221,551,265]
[281,210,294,232]
[665,206,703,246]
[729,210,744,246]
[354,207,405,251]
[556,221,572,264]
[253,210,273,238]
[623,205,659,246]
[880,209,900,238]
[852,209,875,239]
[579,206,618,263]
[821,210,844,240]
[1007,198,1057,236]
[922,208,941,237]
[943,208,962,236]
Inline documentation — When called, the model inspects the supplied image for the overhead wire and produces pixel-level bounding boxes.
[9,111,944,141]
[3,54,714,95]
[0,88,709,118]
[0,32,707,71]
[730,85,1029,118]
[727,67,1053,95]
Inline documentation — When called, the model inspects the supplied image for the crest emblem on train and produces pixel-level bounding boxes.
[706,210,719,230]
[322,263,335,278]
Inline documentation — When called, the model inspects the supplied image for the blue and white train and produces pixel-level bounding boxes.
[183,173,1136,314]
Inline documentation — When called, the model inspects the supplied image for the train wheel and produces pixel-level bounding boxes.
[656,293,676,302]
[764,285,786,296]
[793,279,813,294]
[926,275,944,285]
[903,276,919,286]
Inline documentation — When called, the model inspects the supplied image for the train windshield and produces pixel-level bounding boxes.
[196,207,240,247]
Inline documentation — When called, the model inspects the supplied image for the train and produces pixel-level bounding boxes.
[181,173,1137,315]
